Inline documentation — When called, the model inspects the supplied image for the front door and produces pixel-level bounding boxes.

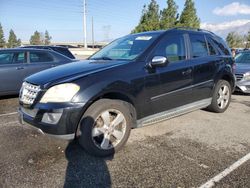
[144,33,193,115]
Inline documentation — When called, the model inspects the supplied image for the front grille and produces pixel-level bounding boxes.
[20,82,40,105]
[235,74,243,81]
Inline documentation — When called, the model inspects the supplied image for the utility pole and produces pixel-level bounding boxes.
[83,0,87,48]
[92,16,94,49]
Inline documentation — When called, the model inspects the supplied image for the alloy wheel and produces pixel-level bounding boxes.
[91,109,127,150]
[217,85,230,109]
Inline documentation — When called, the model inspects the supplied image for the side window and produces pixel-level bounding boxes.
[211,37,230,55]
[153,34,186,63]
[189,34,208,58]
[0,52,15,65]
[30,52,54,63]
[13,52,25,63]
[206,37,219,56]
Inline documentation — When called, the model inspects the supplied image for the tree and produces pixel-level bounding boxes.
[0,23,5,48]
[7,29,21,48]
[226,32,244,48]
[30,31,42,45]
[132,0,160,33]
[178,0,200,28]
[44,30,52,45]
[246,31,250,48]
[17,39,21,46]
[160,0,178,29]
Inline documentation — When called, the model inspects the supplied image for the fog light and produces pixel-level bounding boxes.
[42,113,62,124]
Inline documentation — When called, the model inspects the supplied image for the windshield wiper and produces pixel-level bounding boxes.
[92,56,113,60]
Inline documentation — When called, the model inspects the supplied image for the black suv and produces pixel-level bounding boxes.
[19,28,235,157]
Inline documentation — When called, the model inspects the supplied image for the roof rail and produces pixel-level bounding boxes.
[169,27,215,35]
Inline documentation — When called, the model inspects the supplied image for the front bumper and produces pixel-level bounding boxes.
[19,102,86,140]
[235,80,250,93]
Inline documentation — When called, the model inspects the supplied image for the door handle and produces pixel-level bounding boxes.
[182,68,192,75]
[16,67,24,70]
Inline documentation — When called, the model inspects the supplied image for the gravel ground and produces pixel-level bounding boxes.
[0,93,249,187]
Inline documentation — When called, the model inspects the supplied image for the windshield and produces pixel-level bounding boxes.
[235,52,250,64]
[89,33,161,61]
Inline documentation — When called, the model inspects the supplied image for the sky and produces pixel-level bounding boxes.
[0,0,250,43]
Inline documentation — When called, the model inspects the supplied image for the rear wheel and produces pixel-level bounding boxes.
[77,99,133,157]
[208,80,231,113]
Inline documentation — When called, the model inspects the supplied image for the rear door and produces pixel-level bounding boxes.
[0,51,27,94]
[144,33,193,115]
[188,33,218,101]
[22,51,58,79]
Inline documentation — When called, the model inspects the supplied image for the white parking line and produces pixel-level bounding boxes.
[0,112,18,117]
[199,152,250,188]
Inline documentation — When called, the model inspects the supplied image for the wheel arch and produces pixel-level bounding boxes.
[221,74,235,90]
[94,91,137,125]
[75,91,138,136]
[214,68,235,93]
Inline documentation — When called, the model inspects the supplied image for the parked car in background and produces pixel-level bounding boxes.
[235,50,250,94]
[0,48,75,96]
[21,45,76,59]
[19,28,235,157]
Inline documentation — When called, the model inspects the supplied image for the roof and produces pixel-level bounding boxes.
[0,48,54,52]
[132,27,217,37]
[22,45,68,49]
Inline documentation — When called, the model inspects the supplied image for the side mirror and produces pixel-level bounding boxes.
[149,56,168,68]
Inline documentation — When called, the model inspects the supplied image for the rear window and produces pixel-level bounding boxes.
[30,52,54,63]
[52,47,75,59]
[189,34,208,58]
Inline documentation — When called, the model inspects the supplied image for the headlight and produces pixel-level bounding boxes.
[40,83,80,103]
[243,72,250,81]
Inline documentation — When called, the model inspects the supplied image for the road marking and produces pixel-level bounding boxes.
[199,152,250,188]
[0,112,18,117]
[177,151,209,169]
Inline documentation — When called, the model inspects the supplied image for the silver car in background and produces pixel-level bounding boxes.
[235,50,250,94]
[0,48,75,96]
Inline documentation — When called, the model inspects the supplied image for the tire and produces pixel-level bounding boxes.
[77,99,133,157]
[207,80,232,113]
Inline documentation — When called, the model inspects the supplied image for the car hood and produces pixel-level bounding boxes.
[25,60,128,86]
[235,63,250,74]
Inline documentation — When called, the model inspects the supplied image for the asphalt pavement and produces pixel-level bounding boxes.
[0,94,249,187]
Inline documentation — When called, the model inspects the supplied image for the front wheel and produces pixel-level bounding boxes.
[77,99,133,157]
[207,80,232,113]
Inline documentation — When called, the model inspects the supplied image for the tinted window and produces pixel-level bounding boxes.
[206,38,218,56]
[30,52,54,63]
[235,53,250,64]
[0,52,15,65]
[53,47,75,59]
[13,52,25,63]
[211,37,230,55]
[153,34,186,62]
[190,34,208,58]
